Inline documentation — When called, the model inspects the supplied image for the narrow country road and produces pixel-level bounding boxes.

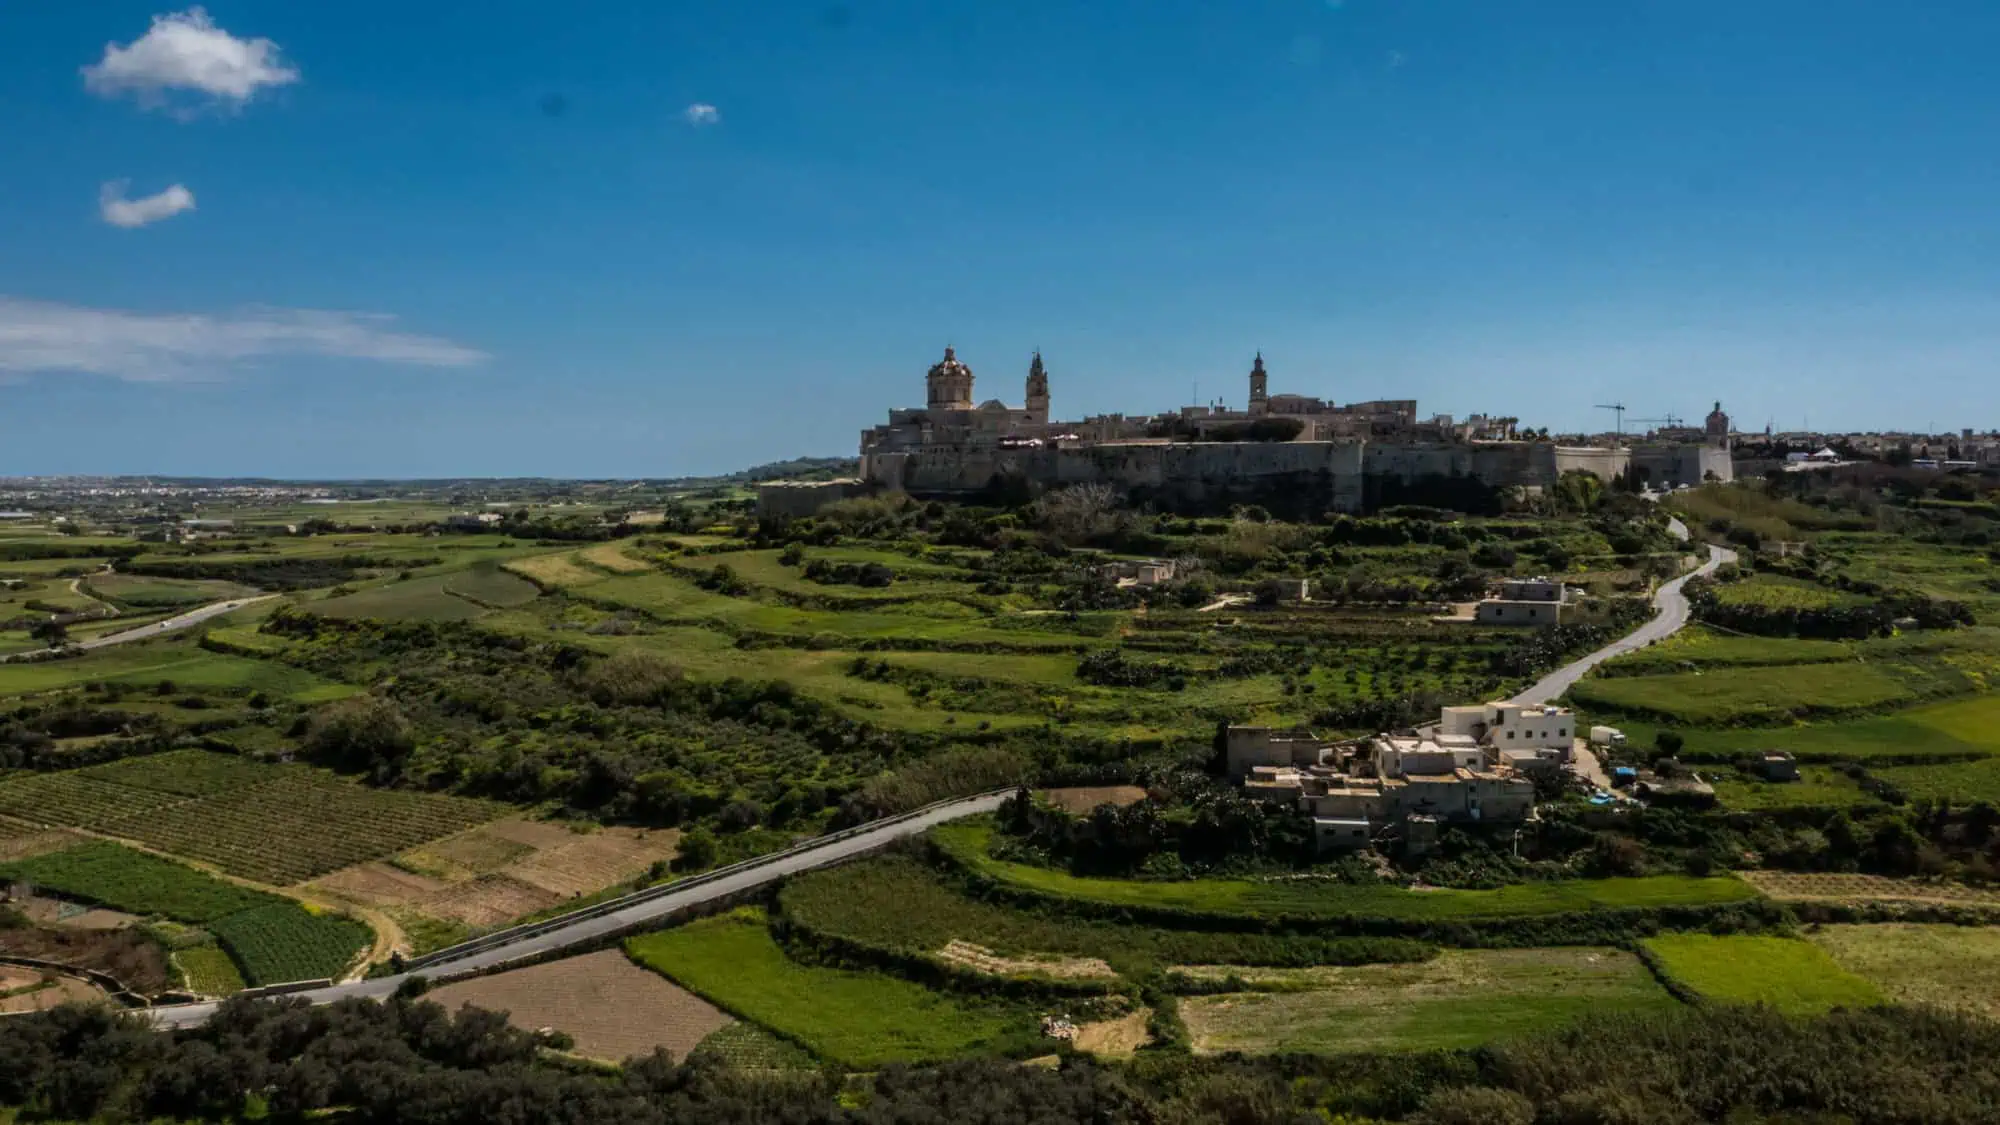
[144,791,1010,1029]
[0,596,276,664]
[1508,516,1737,707]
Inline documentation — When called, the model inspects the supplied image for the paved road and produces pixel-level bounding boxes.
[0,596,276,664]
[1508,518,1736,707]
[145,791,1011,1028]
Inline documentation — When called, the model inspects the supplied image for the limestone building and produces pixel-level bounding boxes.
[816,347,1735,517]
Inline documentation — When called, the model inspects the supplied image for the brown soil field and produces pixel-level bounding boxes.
[0,969,107,1014]
[1740,871,2000,907]
[426,949,733,1062]
[314,820,675,933]
[506,828,679,898]
[311,862,450,908]
[936,940,1117,982]
[1072,1011,1150,1059]
[420,875,563,929]
[0,925,172,994]
[1039,786,1148,815]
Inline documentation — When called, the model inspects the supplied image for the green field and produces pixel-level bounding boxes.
[1712,575,1865,611]
[1808,924,2000,1020]
[626,909,1038,1067]
[0,840,269,920]
[174,944,247,995]
[1620,692,2000,763]
[0,840,370,986]
[210,902,372,984]
[311,575,491,622]
[83,573,257,608]
[779,855,1433,978]
[1569,661,1919,725]
[0,640,353,702]
[1177,947,1675,1054]
[935,821,1758,921]
[1642,934,1884,1014]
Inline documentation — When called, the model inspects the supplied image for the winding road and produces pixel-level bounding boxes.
[1508,517,1736,707]
[142,520,1731,1028]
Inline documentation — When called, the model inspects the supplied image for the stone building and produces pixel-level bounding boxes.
[763,347,1736,518]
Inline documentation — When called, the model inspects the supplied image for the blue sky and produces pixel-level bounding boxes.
[5,1,1999,477]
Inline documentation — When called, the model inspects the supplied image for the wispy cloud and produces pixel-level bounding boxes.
[683,103,720,127]
[99,181,197,229]
[82,7,298,114]
[0,298,487,383]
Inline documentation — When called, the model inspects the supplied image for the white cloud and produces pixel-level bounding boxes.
[99,181,197,229]
[0,298,487,382]
[82,7,298,113]
[683,103,720,127]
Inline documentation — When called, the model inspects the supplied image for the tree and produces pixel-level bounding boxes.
[673,827,718,872]
[302,696,415,779]
[28,618,67,649]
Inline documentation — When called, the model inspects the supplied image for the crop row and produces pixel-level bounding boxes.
[0,840,370,986]
[99,771,495,885]
[0,773,184,830]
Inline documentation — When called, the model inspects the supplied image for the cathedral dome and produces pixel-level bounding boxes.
[928,346,973,382]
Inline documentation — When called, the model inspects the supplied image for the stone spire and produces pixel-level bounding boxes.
[1025,350,1050,423]
[1248,351,1269,416]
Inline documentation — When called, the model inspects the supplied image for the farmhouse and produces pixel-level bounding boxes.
[1230,699,1558,852]
[1473,577,1570,627]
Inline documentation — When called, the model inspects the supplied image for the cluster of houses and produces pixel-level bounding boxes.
[1227,701,1576,853]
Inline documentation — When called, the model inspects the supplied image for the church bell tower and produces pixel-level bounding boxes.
[1248,352,1269,416]
[1025,351,1050,425]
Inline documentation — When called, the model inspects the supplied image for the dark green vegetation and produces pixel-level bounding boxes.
[0,841,368,985]
[4,994,2000,1124]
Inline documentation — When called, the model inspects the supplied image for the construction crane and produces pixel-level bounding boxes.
[1627,414,1684,437]
[1594,403,1628,446]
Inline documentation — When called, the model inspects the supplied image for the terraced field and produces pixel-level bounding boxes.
[1178,948,1674,1054]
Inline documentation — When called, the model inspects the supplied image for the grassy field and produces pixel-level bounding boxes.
[626,908,1038,1067]
[1618,692,2000,764]
[1642,934,1883,1014]
[778,855,1433,978]
[83,573,257,608]
[1712,575,1866,611]
[1871,757,2000,804]
[310,575,490,622]
[0,640,353,702]
[935,821,1758,921]
[1808,924,2000,1019]
[1177,948,1674,1054]
[1711,765,1882,810]
[1569,661,1919,725]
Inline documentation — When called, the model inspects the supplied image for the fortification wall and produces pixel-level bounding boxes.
[1629,444,1733,487]
[872,441,1366,515]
